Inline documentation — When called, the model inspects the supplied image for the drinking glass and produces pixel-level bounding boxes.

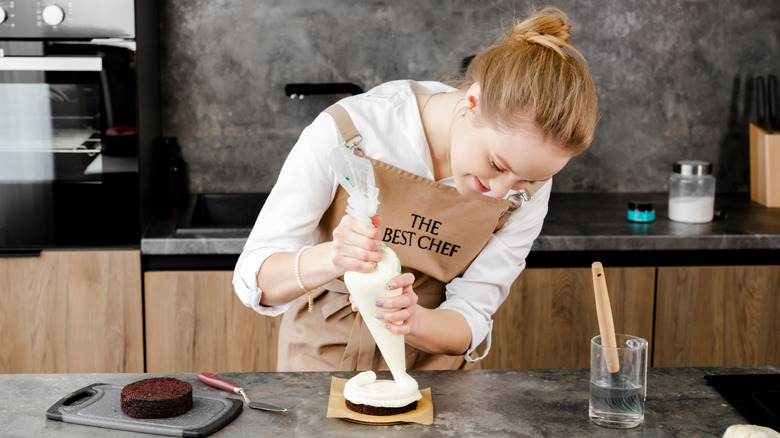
[589,334,648,428]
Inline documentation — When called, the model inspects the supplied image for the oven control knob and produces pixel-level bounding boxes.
[0,7,7,25]
[42,5,66,26]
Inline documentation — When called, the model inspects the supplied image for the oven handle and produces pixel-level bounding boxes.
[0,56,102,72]
[0,249,42,258]
[1,147,101,155]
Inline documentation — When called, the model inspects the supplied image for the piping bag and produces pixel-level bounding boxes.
[328,146,409,382]
[328,146,379,225]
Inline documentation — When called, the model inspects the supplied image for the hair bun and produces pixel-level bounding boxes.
[509,7,572,51]
[460,6,597,156]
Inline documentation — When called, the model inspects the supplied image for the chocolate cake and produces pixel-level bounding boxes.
[120,377,193,419]
[342,371,422,417]
[345,399,418,416]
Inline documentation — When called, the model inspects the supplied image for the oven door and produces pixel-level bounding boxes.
[0,41,140,251]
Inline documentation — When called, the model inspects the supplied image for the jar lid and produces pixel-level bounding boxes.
[628,200,654,211]
[673,160,713,175]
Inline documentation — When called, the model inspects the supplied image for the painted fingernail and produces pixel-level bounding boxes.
[386,283,396,290]
[375,300,383,307]
[384,324,391,330]
[374,313,384,320]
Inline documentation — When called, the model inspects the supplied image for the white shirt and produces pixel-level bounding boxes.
[233,80,552,361]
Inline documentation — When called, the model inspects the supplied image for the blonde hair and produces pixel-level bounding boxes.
[462,7,598,155]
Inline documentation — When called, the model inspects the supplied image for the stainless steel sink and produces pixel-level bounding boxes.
[175,193,268,235]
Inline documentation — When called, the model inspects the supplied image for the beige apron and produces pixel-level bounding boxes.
[277,104,544,372]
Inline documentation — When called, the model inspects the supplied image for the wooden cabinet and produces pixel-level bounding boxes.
[139,265,780,372]
[0,250,143,373]
[143,267,658,372]
[483,267,656,369]
[144,271,281,373]
[654,266,780,367]
[5,252,774,373]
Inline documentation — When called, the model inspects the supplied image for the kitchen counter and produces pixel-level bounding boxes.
[142,192,780,256]
[538,192,780,251]
[1,367,777,437]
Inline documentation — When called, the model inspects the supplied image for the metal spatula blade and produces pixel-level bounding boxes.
[198,372,287,412]
[236,387,286,412]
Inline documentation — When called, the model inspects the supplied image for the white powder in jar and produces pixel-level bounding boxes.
[668,197,714,223]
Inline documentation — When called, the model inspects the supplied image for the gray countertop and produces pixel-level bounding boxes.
[3,367,777,437]
[141,193,780,255]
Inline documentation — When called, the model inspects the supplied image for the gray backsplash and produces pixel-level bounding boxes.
[160,0,780,194]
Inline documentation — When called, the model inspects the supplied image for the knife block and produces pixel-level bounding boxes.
[749,123,780,207]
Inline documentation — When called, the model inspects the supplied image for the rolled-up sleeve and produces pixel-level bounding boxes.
[437,180,552,361]
[233,113,341,316]
[233,245,291,316]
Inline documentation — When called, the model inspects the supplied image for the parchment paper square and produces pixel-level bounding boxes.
[326,377,433,425]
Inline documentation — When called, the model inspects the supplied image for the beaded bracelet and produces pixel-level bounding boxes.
[294,246,318,313]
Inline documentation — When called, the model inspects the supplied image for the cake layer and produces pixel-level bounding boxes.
[345,399,418,416]
[121,377,193,419]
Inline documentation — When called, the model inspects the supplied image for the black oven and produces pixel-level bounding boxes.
[0,0,159,253]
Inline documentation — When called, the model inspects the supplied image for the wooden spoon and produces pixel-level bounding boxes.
[592,262,620,373]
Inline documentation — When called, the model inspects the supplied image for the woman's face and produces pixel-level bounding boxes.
[449,86,572,200]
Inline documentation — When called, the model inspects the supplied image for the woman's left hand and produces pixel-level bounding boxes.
[375,272,418,335]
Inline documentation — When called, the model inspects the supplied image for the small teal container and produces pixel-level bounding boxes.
[627,200,655,223]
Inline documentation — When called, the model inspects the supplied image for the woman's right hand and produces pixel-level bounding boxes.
[331,214,384,274]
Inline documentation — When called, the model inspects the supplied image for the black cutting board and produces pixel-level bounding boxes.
[705,374,780,431]
[46,383,242,437]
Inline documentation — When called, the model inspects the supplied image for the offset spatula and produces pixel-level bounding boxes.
[198,372,287,412]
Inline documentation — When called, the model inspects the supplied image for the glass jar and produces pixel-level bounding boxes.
[668,160,715,223]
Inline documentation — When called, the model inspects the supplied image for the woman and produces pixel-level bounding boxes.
[233,7,597,371]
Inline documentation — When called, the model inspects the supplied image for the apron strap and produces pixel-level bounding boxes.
[319,279,350,318]
[323,104,362,148]
[315,279,375,371]
[340,313,377,371]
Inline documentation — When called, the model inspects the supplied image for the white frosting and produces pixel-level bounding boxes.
[723,425,780,438]
[343,371,422,408]
[343,245,422,407]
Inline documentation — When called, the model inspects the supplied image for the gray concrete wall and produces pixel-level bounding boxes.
[159,0,780,193]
